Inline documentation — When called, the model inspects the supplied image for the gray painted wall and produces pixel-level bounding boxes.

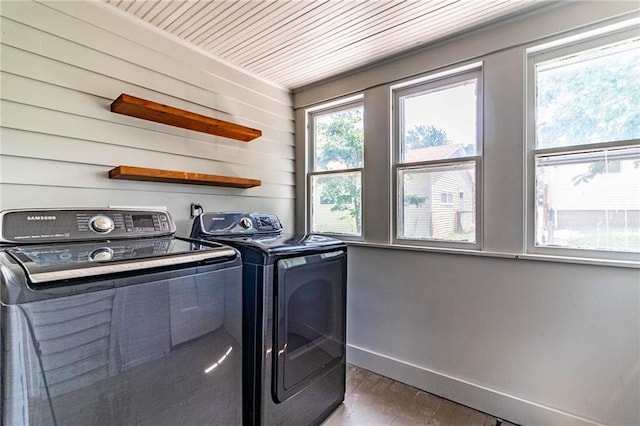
[347,247,638,426]
[295,2,640,425]
[0,1,294,235]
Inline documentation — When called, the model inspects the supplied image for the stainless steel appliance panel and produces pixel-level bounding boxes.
[1,257,242,426]
[258,262,346,426]
[273,251,346,402]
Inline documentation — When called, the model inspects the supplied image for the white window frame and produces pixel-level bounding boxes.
[392,67,483,249]
[441,192,454,205]
[525,27,640,262]
[307,99,364,239]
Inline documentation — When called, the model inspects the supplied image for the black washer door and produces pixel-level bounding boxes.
[273,250,346,403]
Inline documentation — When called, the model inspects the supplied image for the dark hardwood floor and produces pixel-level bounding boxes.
[322,365,518,426]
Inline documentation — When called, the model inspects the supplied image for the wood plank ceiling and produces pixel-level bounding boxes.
[104,0,545,90]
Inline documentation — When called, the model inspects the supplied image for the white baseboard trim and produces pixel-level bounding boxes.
[347,344,605,426]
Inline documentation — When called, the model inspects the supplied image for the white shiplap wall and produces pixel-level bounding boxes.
[0,0,294,235]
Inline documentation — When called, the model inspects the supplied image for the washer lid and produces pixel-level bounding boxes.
[5,237,237,284]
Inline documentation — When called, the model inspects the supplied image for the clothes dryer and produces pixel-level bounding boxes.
[189,212,347,426]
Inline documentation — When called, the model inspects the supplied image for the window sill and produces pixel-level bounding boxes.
[345,241,640,269]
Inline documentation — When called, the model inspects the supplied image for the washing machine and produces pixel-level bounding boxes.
[189,212,347,426]
[1,208,243,425]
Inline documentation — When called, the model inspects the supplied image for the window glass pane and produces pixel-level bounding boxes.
[399,161,476,242]
[535,146,640,252]
[311,172,361,235]
[535,38,640,149]
[314,106,364,171]
[401,79,477,162]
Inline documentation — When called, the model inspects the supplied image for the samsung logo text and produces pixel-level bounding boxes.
[27,216,57,221]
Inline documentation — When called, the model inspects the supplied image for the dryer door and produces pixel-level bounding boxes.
[273,249,346,403]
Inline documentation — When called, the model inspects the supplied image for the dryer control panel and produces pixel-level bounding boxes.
[194,212,283,236]
[0,208,176,244]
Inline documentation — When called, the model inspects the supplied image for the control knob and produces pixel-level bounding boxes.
[89,247,114,262]
[239,217,253,230]
[89,215,115,234]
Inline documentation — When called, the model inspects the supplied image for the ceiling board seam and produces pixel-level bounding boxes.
[174,1,227,40]
[223,0,337,64]
[241,1,402,69]
[248,1,451,73]
[208,2,303,53]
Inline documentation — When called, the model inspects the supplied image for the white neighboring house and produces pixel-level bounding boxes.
[537,157,640,250]
[401,144,475,241]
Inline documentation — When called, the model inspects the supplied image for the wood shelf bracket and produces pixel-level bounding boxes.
[110,93,262,142]
[108,165,262,189]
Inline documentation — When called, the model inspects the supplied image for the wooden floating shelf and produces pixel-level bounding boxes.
[110,94,262,142]
[108,165,261,189]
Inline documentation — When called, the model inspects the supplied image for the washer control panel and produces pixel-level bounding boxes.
[0,209,175,244]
